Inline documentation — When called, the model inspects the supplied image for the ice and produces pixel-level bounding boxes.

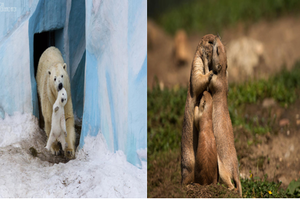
[0,113,146,198]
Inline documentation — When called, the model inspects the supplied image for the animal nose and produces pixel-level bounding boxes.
[58,83,63,91]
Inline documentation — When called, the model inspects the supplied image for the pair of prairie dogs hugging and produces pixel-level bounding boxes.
[181,34,242,197]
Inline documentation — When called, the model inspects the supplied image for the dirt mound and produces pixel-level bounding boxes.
[237,97,300,188]
[148,16,300,88]
[148,150,239,198]
[227,37,266,83]
[147,19,193,89]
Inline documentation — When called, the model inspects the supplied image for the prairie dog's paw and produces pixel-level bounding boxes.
[64,131,67,137]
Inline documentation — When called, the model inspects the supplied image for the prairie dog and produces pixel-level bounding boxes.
[194,91,218,185]
[181,34,216,185]
[209,37,242,196]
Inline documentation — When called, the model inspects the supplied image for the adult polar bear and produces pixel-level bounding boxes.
[36,47,75,159]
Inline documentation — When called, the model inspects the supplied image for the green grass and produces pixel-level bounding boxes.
[153,0,300,35]
[229,62,300,135]
[148,61,300,157]
[148,62,300,197]
[242,174,287,198]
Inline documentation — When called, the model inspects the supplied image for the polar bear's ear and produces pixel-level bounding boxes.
[54,106,59,113]
[48,70,51,75]
[63,63,67,70]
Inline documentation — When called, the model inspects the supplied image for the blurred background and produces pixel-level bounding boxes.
[148,0,300,88]
[148,0,300,197]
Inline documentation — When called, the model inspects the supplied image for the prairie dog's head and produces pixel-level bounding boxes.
[199,91,213,116]
[194,91,213,131]
[212,37,227,76]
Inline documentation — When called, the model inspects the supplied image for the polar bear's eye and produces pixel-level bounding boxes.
[61,75,63,78]
[54,77,56,81]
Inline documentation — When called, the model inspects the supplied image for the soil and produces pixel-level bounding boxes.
[237,97,300,188]
[148,96,300,197]
[30,120,82,164]
[148,16,300,197]
[148,16,300,89]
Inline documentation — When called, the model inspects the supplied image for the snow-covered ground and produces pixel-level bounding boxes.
[0,113,147,197]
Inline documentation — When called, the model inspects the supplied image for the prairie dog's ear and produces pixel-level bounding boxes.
[54,106,59,113]
[48,70,51,75]
[63,63,67,70]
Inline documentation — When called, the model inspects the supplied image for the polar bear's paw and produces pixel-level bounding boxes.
[50,143,61,156]
[64,147,75,159]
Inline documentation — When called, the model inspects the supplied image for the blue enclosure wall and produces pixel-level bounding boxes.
[0,0,146,167]
[80,0,147,167]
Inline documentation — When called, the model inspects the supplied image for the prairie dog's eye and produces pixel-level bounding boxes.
[61,75,63,78]
[54,77,56,81]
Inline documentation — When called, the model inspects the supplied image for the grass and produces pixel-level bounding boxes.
[229,62,300,136]
[147,62,300,197]
[151,0,300,35]
[148,61,300,157]
[242,174,287,198]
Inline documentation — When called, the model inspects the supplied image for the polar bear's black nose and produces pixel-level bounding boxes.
[58,83,63,91]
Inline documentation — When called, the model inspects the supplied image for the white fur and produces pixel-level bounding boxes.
[36,47,76,158]
[45,88,68,151]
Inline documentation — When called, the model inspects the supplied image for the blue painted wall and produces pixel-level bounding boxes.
[80,0,147,166]
[0,0,146,167]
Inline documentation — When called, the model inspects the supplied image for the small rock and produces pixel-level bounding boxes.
[227,37,265,79]
[287,130,290,136]
[262,98,277,108]
[159,81,164,91]
[290,144,294,151]
[296,120,300,126]
[285,151,290,158]
[278,176,289,186]
[279,119,290,127]
[279,157,282,162]
[240,173,249,179]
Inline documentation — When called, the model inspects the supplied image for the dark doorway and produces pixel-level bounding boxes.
[34,30,59,129]
[33,31,55,77]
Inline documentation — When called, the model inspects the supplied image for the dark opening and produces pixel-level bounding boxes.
[34,31,56,129]
[34,31,55,77]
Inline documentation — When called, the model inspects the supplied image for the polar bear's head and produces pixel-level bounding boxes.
[48,63,68,93]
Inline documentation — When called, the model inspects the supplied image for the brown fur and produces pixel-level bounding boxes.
[193,91,218,185]
[181,34,216,185]
[209,37,242,196]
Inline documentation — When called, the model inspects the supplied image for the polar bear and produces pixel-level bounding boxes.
[36,46,75,159]
[46,88,68,152]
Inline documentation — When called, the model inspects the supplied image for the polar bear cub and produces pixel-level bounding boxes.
[45,88,68,152]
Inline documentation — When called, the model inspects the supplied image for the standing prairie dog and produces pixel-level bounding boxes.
[209,37,242,196]
[194,91,218,185]
[181,34,217,185]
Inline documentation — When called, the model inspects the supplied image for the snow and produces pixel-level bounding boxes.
[0,113,147,198]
